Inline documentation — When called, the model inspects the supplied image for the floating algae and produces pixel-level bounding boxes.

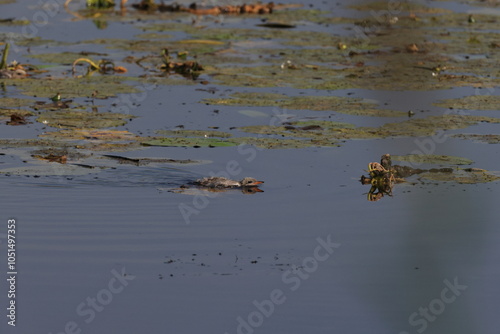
[0,108,34,117]
[360,153,500,201]
[36,110,132,129]
[451,134,500,144]
[391,154,474,166]
[155,129,232,138]
[348,1,451,13]
[204,92,406,117]
[0,97,34,108]
[40,129,138,141]
[238,115,500,141]
[1,76,140,98]
[143,137,238,148]
[28,52,108,65]
[433,95,500,111]
[420,169,500,184]
[233,137,339,149]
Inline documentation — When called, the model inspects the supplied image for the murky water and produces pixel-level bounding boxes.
[1,0,499,333]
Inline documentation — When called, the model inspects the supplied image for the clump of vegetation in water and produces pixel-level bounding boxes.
[360,154,500,201]
[86,0,115,9]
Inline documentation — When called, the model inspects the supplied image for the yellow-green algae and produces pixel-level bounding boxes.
[36,110,132,129]
[420,168,500,184]
[1,97,35,107]
[433,95,500,111]
[232,137,339,149]
[28,52,108,65]
[0,108,34,117]
[238,115,500,140]
[143,128,341,149]
[0,138,74,148]
[1,76,140,98]
[143,137,237,148]
[0,19,30,26]
[392,154,474,165]
[156,129,232,138]
[349,1,451,13]
[204,92,406,117]
[451,134,500,144]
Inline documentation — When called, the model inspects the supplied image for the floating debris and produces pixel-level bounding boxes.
[5,114,30,126]
[159,49,203,79]
[0,44,28,78]
[72,57,127,77]
[32,153,68,164]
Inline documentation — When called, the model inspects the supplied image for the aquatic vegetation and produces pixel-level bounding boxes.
[155,129,232,138]
[238,115,500,142]
[1,0,499,178]
[4,113,30,125]
[0,108,33,117]
[36,110,132,129]
[159,49,203,79]
[143,137,237,148]
[420,168,500,184]
[72,58,127,77]
[0,98,34,108]
[232,137,339,149]
[451,134,500,144]
[348,1,451,13]
[391,154,474,166]
[86,0,115,9]
[433,95,500,111]
[131,1,291,15]
[40,129,137,141]
[360,153,500,201]
[0,44,30,78]
[0,76,140,98]
[204,92,406,117]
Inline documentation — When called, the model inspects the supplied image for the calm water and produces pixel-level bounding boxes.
[1,0,500,333]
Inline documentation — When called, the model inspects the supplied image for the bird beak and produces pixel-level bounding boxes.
[252,181,264,185]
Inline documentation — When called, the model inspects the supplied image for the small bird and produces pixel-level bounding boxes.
[193,177,264,189]
[51,92,61,102]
